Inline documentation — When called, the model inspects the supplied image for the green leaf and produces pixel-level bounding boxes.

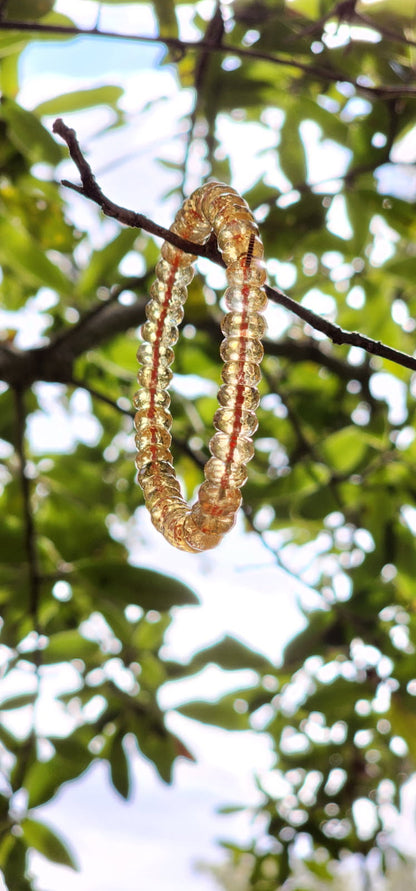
[34,85,124,117]
[1,836,31,891]
[321,425,370,474]
[388,694,416,765]
[21,818,77,870]
[76,228,138,296]
[153,0,179,38]
[178,692,252,731]
[0,693,37,711]
[1,98,62,165]
[26,748,92,808]
[75,561,198,610]
[191,635,273,673]
[109,733,131,799]
[0,218,70,292]
[278,115,307,187]
[4,0,54,18]
[41,630,101,664]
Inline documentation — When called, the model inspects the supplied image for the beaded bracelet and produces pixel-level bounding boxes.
[134,182,268,552]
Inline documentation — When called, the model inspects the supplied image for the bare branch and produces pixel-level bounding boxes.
[0,21,414,98]
[52,118,223,266]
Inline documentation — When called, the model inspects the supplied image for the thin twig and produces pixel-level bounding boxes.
[52,119,416,376]
[70,376,135,417]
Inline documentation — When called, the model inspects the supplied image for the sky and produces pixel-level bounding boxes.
[1,3,312,890]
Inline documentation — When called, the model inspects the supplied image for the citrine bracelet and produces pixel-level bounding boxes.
[134,182,268,552]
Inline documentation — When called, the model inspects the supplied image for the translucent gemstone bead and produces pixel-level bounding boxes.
[221,360,262,386]
[224,286,268,313]
[217,384,260,412]
[134,427,172,450]
[136,460,176,487]
[149,495,188,533]
[133,389,171,411]
[163,508,201,553]
[209,432,255,465]
[221,310,267,339]
[214,207,255,232]
[137,342,175,368]
[145,301,184,326]
[149,280,188,306]
[183,512,223,550]
[226,258,267,287]
[161,241,196,266]
[200,510,237,534]
[141,475,182,502]
[213,407,258,437]
[172,212,211,243]
[204,456,248,488]
[220,337,264,365]
[138,365,173,389]
[155,259,194,286]
[198,185,239,220]
[192,503,235,535]
[134,443,174,469]
[203,194,248,223]
[217,230,264,266]
[140,321,179,347]
[198,481,242,515]
[135,406,172,430]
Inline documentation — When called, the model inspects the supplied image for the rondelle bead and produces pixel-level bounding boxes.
[223,286,268,313]
[221,360,262,387]
[133,388,171,411]
[209,432,255,465]
[161,240,196,266]
[226,257,267,287]
[221,309,267,338]
[198,481,242,515]
[220,336,264,365]
[135,443,174,469]
[137,365,173,390]
[140,321,179,347]
[137,342,175,369]
[204,456,248,488]
[136,460,176,486]
[155,259,195,286]
[183,511,223,550]
[217,383,260,412]
[135,406,172,430]
[213,407,258,437]
[134,427,172,450]
[217,230,264,266]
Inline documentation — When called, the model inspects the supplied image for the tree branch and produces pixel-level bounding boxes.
[0,21,415,99]
[52,118,224,266]
[52,119,416,377]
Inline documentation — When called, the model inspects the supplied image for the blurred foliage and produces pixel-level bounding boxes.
[1,0,416,889]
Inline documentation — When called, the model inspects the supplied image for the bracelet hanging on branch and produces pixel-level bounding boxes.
[52,118,416,376]
[134,181,267,552]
